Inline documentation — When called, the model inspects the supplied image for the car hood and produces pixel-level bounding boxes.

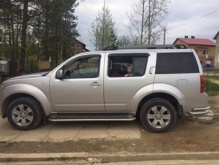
[2,72,50,86]
[8,72,49,80]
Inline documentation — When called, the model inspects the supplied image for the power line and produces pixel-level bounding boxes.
[168,8,219,30]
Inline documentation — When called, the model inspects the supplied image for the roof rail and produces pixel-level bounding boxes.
[103,44,187,50]
[118,45,174,49]
[103,45,118,50]
[174,44,187,49]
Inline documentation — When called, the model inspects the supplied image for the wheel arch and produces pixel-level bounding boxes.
[136,92,183,118]
[2,93,47,122]
[2,84,52,120]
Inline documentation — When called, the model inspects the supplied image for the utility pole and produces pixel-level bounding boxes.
[163,27,166,45]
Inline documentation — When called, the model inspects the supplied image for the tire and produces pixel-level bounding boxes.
[7,97,42,130]
[140,98,177,133]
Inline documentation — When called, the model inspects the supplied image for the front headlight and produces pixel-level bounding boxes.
[0,84,5,91]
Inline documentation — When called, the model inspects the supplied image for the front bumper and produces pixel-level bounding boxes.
[0,89,7,117]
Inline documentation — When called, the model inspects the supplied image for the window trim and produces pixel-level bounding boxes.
[203,50,209,55]
[108,53,149,78]
[156,52,199,74]
[62,54,101,79]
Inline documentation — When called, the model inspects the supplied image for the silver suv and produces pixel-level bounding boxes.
[0,46,210,132]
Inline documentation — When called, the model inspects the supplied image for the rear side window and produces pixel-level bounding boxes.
[156,52,199,74]
[108,53,148,77]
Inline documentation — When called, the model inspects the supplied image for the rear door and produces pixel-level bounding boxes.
[104,52,155,112]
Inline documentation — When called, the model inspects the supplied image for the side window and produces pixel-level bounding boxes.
[156,52,199,74]
[108,53,148,77]
[64,56,100,79]
[203,50,209,55]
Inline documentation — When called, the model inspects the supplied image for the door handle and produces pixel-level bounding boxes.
[90,82,101,86]
[149,66,155,74]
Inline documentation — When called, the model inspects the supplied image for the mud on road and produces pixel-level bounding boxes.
[0,96,219,154]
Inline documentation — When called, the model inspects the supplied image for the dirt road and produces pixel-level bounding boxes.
[0,96,218,154]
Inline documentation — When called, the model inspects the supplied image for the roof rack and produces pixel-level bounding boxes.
[174,44,187,49]
[103,44,187,50]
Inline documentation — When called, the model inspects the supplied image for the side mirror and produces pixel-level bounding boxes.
[56,69,63,79]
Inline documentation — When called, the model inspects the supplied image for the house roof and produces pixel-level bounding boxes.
[173,38,216,46]
[214,31,219,40]
[75,39,89,51]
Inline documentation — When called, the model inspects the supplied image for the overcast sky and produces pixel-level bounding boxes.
[75,0,219,50]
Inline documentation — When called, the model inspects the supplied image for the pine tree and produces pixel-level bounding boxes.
[117,35,132,46]
[0,0,79,73]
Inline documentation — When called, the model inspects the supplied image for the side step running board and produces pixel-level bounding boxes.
[48,113,136,122]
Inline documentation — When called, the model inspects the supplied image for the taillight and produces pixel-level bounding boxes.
[200,75,205,93]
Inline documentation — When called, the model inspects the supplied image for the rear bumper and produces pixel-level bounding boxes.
[187,106,211,116]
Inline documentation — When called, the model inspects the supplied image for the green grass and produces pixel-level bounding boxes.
[204,75,219,80]
[205,78,219,96]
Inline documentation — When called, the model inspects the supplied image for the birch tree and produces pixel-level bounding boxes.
[128,0,169,45]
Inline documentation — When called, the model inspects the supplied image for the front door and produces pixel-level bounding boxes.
[50,54,105,112]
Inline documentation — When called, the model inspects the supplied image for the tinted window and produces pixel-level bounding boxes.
[156,52,199,74]
[108,53,148,77]
[63,56,100,79]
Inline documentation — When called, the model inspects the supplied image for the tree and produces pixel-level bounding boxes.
[117,35,132,46]
[89,2,117,50]
[19,0,29,72]
[0,0,23,75]
[127,0,169,45]
[0,0,79,74]
[31,0,79,68]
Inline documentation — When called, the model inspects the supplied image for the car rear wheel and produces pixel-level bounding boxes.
[140,98,177,133]
[7,97,42,130]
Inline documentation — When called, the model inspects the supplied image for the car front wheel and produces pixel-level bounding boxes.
[7,97,42,130]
